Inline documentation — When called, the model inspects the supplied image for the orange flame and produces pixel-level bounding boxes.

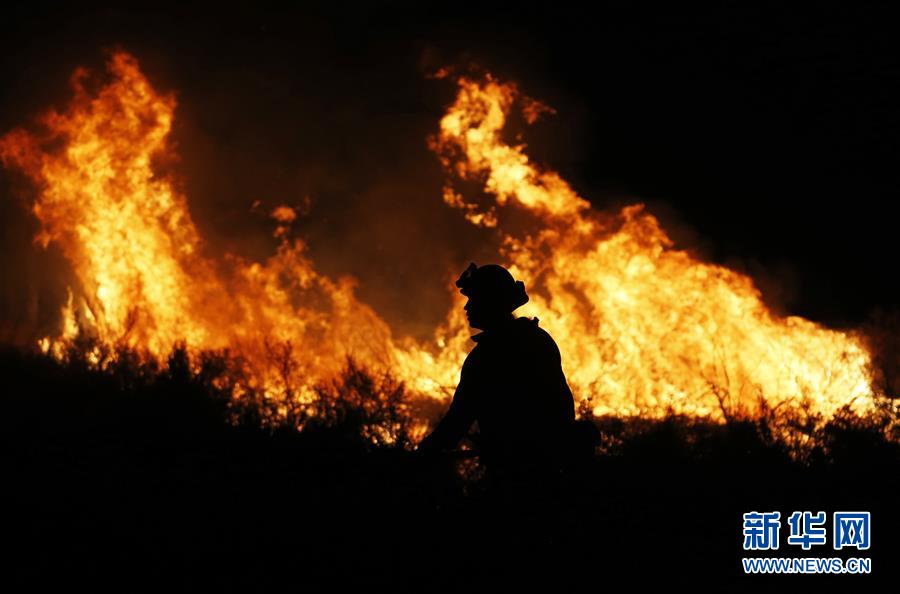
[0,52,448,411]
[0,52,877,428]
[431,75,875,420]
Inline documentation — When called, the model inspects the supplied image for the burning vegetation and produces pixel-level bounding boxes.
[0,51,895,448]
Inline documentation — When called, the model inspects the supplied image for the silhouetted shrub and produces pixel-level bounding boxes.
[3,344,900,591]
[308,358,415,449]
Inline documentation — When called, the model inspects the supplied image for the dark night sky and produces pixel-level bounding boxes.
[1,2,898,341]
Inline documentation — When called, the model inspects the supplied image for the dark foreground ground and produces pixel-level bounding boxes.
[1,347,898,593]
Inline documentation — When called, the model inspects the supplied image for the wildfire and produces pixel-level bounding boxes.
[431,75,874,420]
[0,52,876,428]
[0,52,448,410]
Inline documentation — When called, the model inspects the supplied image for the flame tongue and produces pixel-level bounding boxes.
[0,54,216,353]
[432,76,874,420]
[0,52,435,405]
[0,52,876,426]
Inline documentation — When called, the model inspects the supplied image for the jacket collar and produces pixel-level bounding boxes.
[470,316,539,343]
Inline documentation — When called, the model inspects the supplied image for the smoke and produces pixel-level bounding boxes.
[0,47,503,345]
[153,50,515,342]
[0,43,887,432]
[0,167,72,345]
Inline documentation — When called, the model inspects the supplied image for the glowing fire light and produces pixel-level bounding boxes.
[0,52,445,408]
[0,52,876,428]
[431,75,874,420]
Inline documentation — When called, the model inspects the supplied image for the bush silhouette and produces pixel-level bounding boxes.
[2,345,899,591]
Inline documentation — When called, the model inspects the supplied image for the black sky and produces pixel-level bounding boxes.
[1,2,898,340]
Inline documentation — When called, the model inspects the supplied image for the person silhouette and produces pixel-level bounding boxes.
[418,262,576,485]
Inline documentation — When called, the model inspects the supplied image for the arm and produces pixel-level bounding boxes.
[417,360,477,455]
[545,331,575,424]
[558,366,576,424]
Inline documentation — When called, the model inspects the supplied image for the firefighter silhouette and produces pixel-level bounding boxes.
[418,263,576,482]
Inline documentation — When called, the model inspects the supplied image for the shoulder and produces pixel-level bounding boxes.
[515,317,562,360]
[517,316,556,343]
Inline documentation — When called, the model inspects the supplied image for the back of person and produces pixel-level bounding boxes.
[417,262,577,486]
[464,316,575,478]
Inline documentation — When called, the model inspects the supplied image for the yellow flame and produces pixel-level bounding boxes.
[0,52,876,428]
[431,76,874,420]
[0,52,452,408]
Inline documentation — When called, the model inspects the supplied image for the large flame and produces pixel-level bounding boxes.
[431,75,874,419]
[0,52,876,427]
[0,52,447,410]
